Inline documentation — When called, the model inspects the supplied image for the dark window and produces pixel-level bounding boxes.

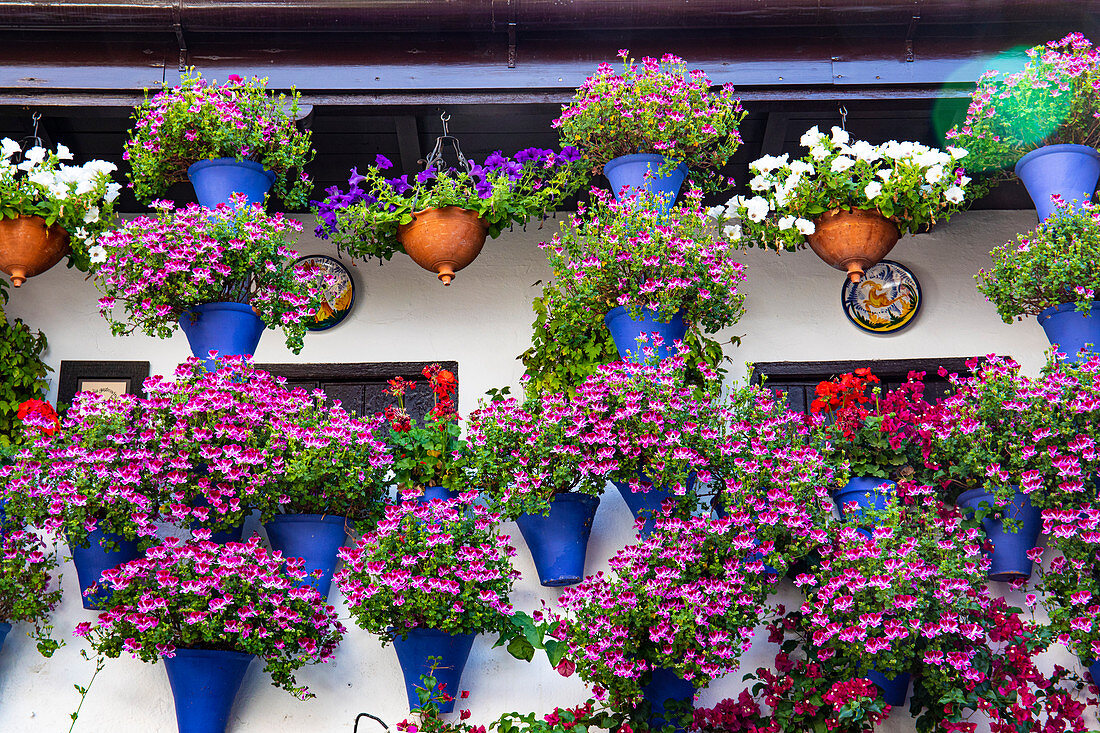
[257,361,458,422]
[749,357,984,415]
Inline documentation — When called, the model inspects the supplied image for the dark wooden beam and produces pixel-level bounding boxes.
[395,115,422,174]
[758,111,789,156]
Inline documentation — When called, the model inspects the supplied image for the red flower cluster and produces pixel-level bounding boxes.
[810,368,878,416]
[423,363,458,421]
[16,399,60,437]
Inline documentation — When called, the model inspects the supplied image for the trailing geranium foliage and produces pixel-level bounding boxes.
[811,369,936,480]
[77,535,344,698]
[924,354,1100,508]
[124,70,315,207]
[383,364,466,494]
[312,147,585,261]
[554,50,746,191]
[0,390,172,550]
[0,291,51,452]
[0,526,63,656]
[540,187,747,335]
[142,357,394,532]
[709,127,969,252]
[946,33,1100,190]
[95,199,333,354]
[1038,502,1100,664]
[0,140,120,271]
[977,199,1100,322]
[466,391,608,520]
[708,383,837,574]
[334,493,519,641]
[551,515,769,707]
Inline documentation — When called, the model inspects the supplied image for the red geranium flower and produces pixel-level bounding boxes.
[16,399,60,436]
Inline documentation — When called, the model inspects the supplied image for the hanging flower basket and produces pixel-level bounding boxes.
[396,206,488,286]
[0,215,71,287]
[806,208,900,283]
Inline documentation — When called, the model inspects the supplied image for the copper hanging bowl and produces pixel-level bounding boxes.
[396,206,488,285]
[806,207,900,283]
[0,215,71,287]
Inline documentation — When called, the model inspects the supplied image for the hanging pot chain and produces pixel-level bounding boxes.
[412,112,473,212]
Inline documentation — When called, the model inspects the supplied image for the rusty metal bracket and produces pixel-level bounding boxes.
[173,0,188,71]
[905,3,921,62]
[507,21,517,68]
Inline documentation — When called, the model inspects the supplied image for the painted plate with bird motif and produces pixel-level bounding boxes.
[841,260,921,334]
[296,255,355,331]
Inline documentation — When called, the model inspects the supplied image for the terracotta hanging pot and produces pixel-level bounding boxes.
[396,206,488,285]
[806,207,899,283]
[0,215,71,287]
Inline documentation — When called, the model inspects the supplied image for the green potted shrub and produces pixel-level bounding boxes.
[711,126,969,281]
[0,139,119,286]
[555,50,745,205]
[0,525,63,658]
[125,70,315,208]
[976,200,1100,360]
[947,32,1100,220]
[0,283,50,456]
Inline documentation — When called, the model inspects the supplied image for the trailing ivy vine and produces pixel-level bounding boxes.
[0,280,51,455]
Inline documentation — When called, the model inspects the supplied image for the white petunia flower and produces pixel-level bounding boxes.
[1,138,21,160]
[830,126,850,145]
[89,244,107,264]
[789,160,815,176]
[84,206,100,223]
[864,181,883,199]
[750,154,789,174]
[74,227,89,242]
[877,169,892,182]
[848,140,879,163]
[722,224,742,241]
[706,205,726,220]
[831,156,855,173]
[778,215,797,230]
[749,175,771,192]
[56,144,73,161]
[925,165,945,184]
[944,186,965,204]
[799,125,823,147]
[947,146,968,159]
[809,145,829,161]
[743,196,771,222]
[105,182,122,202]
[795,218,815,235]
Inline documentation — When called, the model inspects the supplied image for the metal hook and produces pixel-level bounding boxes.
[440,112,451,137]
[838,105,848,132]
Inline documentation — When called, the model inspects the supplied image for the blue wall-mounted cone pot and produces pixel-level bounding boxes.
[1087,659,1100,686]
[867,668,911,706]
[164,648,253,733]
[69,528,141,610]
[643,667,695,733]
[515,493,600,587]
[1014,144,1100,221]
[263,514,347,598]
[392,628,476,713]
[831,477,897,521]
[613,472,695,537]
[179,302,265,369]
[187,158,276,210]
[416,486,455,504]
[0,622,11,655]
[956,487,1043,581]
[1038,301,1100,363]
[603,154,689,211]
[188,494,245,545]
[604,306,687,363]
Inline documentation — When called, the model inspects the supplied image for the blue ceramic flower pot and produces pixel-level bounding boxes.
[956,487,1043,582]
[612,472,695,537]
[515,493,600,587]
[642,667,694,733]
[179,302,265,368]
[1038,301,1100,363]
[163,648,253,733]
[392,628,476,713]
[0,622,11,655]
[1086,658,1100,686]
[69,529,141,610]
[1014,144,1100,221]
[603,154,688,211]
[604,306,687,364]
[867,668,910,706]
[263,514,347,598]
[831,477,897,521]
[188,493,245,545]
[187,158,275,210]
[416,486,456,503]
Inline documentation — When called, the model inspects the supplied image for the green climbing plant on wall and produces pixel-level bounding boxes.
[0,280,51,456]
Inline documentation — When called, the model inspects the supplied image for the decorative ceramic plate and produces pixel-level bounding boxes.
[841,260,921,334]
[296,255,355,331]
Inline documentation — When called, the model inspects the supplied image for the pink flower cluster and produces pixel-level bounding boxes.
[77,535,344,698]
[335,494,520,640]
[553,515,766,704]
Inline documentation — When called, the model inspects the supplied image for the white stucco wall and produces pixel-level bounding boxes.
[0,209,1092,732]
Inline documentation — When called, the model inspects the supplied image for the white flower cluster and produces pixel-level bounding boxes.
[1,139,120,253]
[706,125,970,249]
